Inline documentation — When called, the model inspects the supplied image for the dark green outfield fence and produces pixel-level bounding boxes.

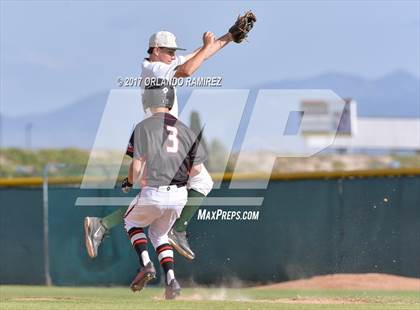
[1,175,419,285]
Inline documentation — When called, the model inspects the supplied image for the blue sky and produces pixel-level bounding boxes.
[1,1,419,117]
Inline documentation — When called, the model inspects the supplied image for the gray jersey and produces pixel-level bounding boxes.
[133,113,207,187]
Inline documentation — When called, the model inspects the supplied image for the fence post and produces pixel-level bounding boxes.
[42,164,52,286]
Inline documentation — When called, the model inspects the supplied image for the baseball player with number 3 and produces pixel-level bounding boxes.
[84,11,257,260]
[125,84,206,299]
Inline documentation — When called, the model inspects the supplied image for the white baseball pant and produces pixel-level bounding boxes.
[124,185,188,248]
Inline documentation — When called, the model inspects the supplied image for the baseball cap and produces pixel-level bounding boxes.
[148,31,186,51]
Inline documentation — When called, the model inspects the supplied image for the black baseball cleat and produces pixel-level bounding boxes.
[84,217,107,258]
[165,279,181,300]
[168,228,195,260]
[130,262,156,292]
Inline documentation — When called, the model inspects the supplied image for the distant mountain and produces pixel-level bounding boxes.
[1,92,108,148]
[1,71,418,148]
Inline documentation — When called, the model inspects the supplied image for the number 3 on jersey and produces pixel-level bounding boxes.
[166,125,178,153]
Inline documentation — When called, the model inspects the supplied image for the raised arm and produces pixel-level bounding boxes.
[174,11,256,78]
[174,32,217,78]
[184,32,233,61]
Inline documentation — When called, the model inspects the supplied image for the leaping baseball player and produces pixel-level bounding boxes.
[84,11,257,260]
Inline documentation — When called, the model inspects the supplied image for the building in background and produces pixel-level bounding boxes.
[302,99,420,153]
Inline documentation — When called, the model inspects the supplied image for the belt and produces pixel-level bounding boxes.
[148,183,187,191]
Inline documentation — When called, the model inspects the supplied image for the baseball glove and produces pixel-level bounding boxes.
[229,11,257,43]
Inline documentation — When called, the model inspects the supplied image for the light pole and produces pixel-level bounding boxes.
[42,163,66,286]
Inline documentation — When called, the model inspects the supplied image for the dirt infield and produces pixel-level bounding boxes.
[257,273,420,290]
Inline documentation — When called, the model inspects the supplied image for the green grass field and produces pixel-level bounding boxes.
[1,285,419,310]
